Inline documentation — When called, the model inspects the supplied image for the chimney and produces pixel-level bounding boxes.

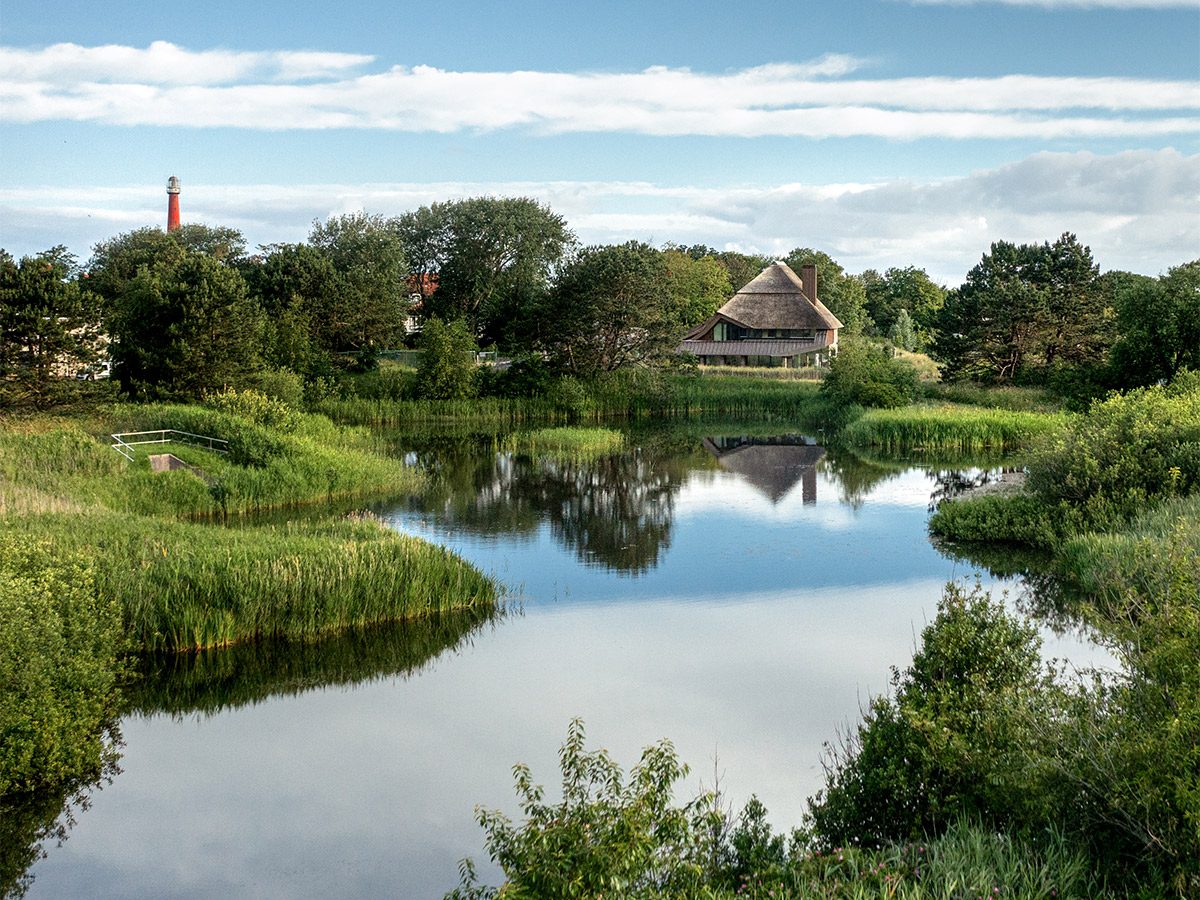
[801,264,817,302]
[166,176,181,232]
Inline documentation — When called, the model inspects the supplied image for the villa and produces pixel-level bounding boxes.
[679,261,842,367]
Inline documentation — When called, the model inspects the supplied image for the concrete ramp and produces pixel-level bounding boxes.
[148,453,213,483]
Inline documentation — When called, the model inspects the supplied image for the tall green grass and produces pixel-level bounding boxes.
[502,427,624,460]
[316,372,838,427]
[768,820,1107,900]
[922,382,1064,413]
[1,405,498,653]
[1057,496,1200,612]
[842,404,1063,453]
[4,511,496,651]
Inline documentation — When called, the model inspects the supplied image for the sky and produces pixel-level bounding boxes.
[1,0,1197,284]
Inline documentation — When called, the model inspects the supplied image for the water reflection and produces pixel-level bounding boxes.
[702,435,824,504]
[399,430,859,575]
[1,740,121,899]
[126,606,501,720]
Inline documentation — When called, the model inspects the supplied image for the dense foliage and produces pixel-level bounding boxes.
[0,248,106,408]
[0,535,123,795]
[532,241,685,377]
[416,318,479,400]
[819,340,919,409]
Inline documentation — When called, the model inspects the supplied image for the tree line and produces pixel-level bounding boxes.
[2,194,1196,408]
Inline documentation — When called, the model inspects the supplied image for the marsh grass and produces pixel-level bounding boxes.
[765,821,1107,900]
[695,364,825,380]
[1,405,497,653]
[1057,496,1200,610]
[4,511,496,651]
[504,427,624,460]
[921,382,1064,414]
[842,404,1063,453]
[0,408,423,519]
[317,372,836,427]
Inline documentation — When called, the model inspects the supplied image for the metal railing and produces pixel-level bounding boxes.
[110,429,229,462]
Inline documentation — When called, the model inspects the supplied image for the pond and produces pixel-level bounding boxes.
[21,426,1112,899]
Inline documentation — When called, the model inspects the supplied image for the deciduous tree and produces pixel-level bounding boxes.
[0,247,103,408]
[533,242,680,377]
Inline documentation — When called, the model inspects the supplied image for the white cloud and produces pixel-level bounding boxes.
[1,42,1197,139]
[0,40,373,85]
[1,149,1195,283]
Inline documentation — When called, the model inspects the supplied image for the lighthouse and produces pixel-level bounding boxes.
[166,176,181,232]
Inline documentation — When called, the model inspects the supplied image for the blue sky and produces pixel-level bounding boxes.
[1,0,1197,283]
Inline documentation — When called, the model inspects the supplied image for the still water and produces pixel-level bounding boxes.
[23,428,1111,899]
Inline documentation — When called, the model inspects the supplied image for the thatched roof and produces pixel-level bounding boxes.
[713,262,843,331]
[702,437,827,504]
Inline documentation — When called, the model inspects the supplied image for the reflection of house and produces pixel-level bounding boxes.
[702,435,826,505]
[680,261,842,367]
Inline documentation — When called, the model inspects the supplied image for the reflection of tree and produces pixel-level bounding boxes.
[926,467,1024,511]
[819,448,905,510]
[931,537,1086,634]
[1,740,121,899]
[400,431,707,575]
[126,606,499,719]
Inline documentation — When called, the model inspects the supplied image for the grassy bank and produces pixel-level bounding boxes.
[4,511,495,652]
[316,372,842,427]
[1,402,422,519]
[0,403,496,652]
[842,403,1063,454]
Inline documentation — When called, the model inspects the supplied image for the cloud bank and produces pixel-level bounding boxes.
[1,42,1197,139]
[1,150,1194,283]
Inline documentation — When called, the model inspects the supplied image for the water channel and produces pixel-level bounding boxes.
[21,425,1113,898]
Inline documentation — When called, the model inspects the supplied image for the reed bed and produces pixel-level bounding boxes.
[694,364,825,380]
[316,373,835,427]
[767,820,1106,900]
[5,512,497,652]
[504,427,624,460]
[1,405,499,654]
[1057,496,1200,610]
[842,404,1064,453]
[921,381,1064,413]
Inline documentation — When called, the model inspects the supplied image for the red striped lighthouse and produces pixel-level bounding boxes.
[166,176,181,232]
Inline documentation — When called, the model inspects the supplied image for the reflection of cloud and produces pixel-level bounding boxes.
[34,583,1114,898]
[4,43,1196,136]
[2,149,1194,282]
[675,467,933,526]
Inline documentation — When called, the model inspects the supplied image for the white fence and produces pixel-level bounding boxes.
[110,430,230,462]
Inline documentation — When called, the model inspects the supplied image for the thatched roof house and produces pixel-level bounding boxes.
[680,261,842,367]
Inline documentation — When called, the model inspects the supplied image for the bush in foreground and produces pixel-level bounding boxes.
[0,536,123,795]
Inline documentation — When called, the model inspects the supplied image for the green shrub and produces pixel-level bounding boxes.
[929,494,1066,546]
[0,535,123,795]
[204,386,302,432]
[1026,372,1200,514]
[821,340,920,409]
[806,582,1055,849]
[248,367,306,407]
[415,318,478,400]
[450,718,724,899]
